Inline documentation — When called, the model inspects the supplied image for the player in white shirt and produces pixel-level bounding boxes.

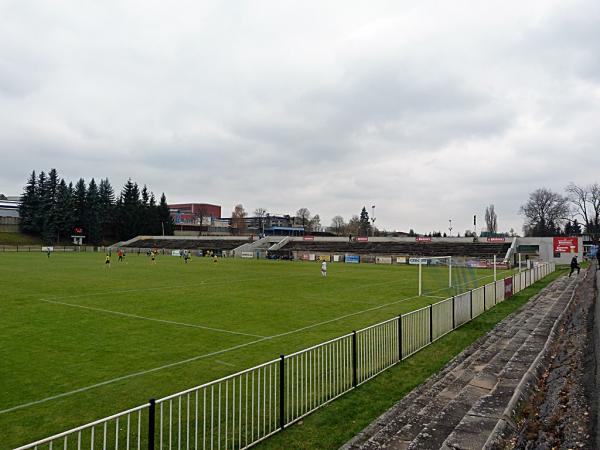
[321,260,327,277]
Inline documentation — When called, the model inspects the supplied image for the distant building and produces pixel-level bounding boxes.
[168,203,222,225]
[0,199,20,218]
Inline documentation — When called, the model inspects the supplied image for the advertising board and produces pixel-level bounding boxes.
[345,255,360,264]
[553,237,578,253]
[416,236,432,242]
[504,277,513,298]
[376,256,392,264]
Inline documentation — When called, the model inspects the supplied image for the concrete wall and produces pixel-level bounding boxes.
[515,237,583,265]
[0,216,19,232]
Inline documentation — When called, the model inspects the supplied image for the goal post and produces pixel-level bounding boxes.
[418,256,452,296]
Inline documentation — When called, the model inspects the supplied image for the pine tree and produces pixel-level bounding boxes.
[34,171,47,234]
[55,179,74,243]
[41,169,60,244]
[359,207,370,236]
[572,219,582,235]
[158,193,174,235]
[98,178,115,242]
[85,179,101,244]
[19,171,37,234]
[73,178,87,233]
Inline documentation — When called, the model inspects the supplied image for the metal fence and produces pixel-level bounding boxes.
[15,263,555,450]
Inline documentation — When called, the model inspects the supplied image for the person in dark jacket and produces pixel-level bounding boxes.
[569,256,580,277]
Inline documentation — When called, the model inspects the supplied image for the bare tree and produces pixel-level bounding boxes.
[330,215,346,235]
[295,208,311,230]
[566,182,600,242]
[346,215,360,236]
[519,188,570,236]
[231,204,247,235]
[484,204,498,234]
[254,207,267,234]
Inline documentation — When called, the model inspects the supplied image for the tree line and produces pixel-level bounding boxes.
[19,169,174,245]
[520,183,600,241]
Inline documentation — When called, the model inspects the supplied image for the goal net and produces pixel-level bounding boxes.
[418,256,479,298]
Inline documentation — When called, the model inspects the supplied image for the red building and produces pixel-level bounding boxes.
[169,203,222,224]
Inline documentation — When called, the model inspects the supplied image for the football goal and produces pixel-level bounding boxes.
[417,256,452,297]
[418,256,480,298]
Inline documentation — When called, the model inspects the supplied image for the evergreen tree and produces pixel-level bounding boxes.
[73,178,87,232]
[34,171,48,234]
[85,179,101,244]
[41,169,60,244]
[358,207,371,236]
[55,179,74,243]
[19,171,37,234]
[98,178,115,242]
[158,193,174,235]
[572,219,582,235]
[117,179,143,240]
[564,221,573,236]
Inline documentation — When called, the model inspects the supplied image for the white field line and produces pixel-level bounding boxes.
[0,338,268,415]
[0,268,518,415]
[38,298,266,338]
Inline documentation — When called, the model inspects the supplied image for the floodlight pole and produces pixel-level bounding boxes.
[518,253,522,272]
[371,205,376,237]
[449,256,452,288]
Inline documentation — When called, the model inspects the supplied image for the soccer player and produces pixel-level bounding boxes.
[46,248,51,258]
[321,260,327,277]
[151,250,156,265]
[105,254,111,268]
[118,250,123,262]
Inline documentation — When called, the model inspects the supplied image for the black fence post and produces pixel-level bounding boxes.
[148,398,155,450]
[452,296,456,329]
[279,354,285,429]
[352,331,358,387]
[397,315,403,361]
[470,290,473,319]
[429,305,433,343]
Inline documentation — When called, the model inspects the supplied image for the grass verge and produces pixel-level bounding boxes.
[256,267,568,449]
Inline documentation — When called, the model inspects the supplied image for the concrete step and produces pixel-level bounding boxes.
[342,274,580,450]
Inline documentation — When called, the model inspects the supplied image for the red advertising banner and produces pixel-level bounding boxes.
[553,237,578,253]
[487,237,506,243]
[416,236,432,242]
[356,236,369,242]
[504,278,513,298]
[303,235,314,241]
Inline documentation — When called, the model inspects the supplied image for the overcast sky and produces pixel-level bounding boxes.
[1,0,599,234]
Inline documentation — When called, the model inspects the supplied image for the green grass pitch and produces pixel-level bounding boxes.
[0,252,511,448]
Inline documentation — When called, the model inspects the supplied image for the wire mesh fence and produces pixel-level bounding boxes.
[15,263,555,450]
